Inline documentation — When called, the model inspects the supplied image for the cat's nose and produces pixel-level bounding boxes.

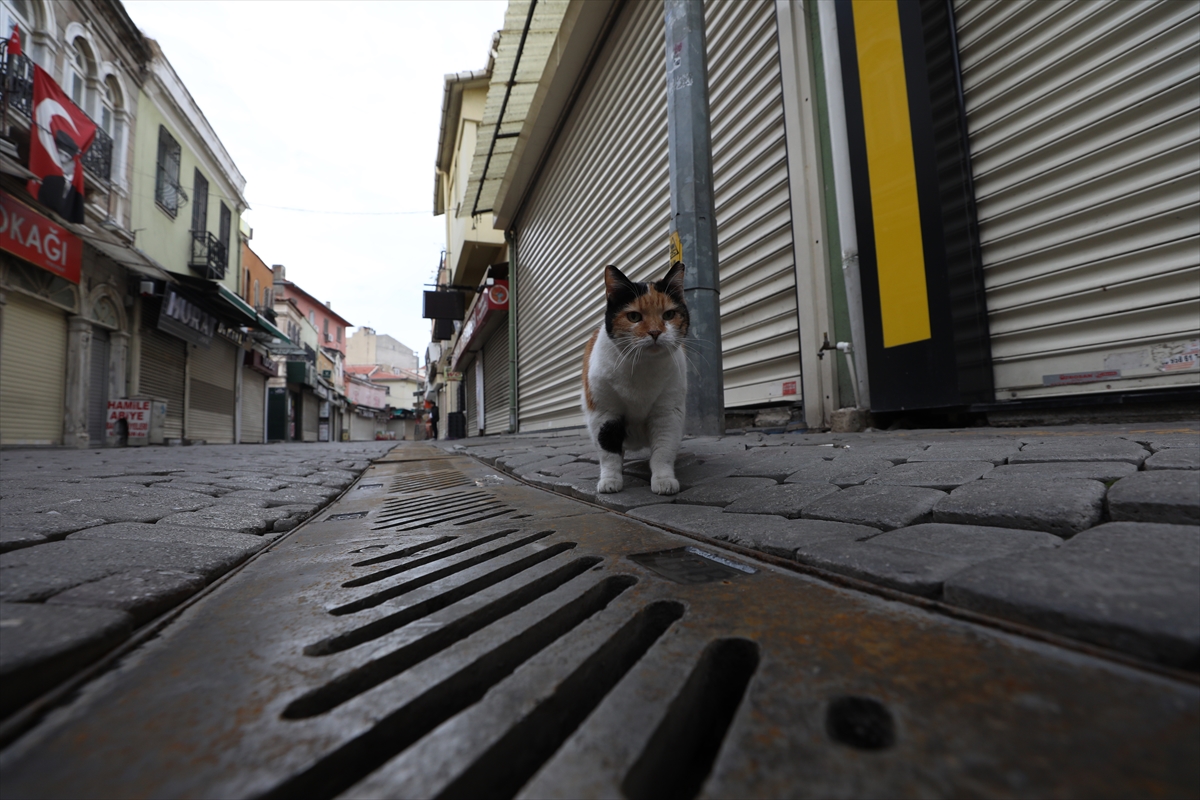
[648,330,661,341]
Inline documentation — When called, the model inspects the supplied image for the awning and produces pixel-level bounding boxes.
[175,275,292,344]
[253,312,291,344]
[74,232,174,282]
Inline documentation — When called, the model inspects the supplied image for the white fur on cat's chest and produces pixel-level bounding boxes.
[586,326,686,422]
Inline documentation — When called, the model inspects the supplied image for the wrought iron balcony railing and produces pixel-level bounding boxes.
[190,229,228,280]
[0,47,114,182]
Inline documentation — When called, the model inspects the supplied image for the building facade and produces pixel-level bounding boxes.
[446,0,1198,433]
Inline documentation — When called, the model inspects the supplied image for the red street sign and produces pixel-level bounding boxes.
[0,190,81,283]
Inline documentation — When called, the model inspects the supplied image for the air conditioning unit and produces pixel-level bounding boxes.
[324,333,332,342]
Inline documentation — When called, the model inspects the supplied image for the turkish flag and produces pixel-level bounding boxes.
[8,24,20,57]
[26,65,95,223]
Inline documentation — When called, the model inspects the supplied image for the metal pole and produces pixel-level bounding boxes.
[664,0,723,437]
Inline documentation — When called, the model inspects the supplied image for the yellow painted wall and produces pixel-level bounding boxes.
[130,89,242,296]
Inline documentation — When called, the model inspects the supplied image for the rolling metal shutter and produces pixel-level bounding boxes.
[515,0,801,430]
[187,338,236,444]
[241,366,266,444]
[0,292,66,445]
[350,411,374,441]
[87,328,110,447]
[302,391,318,442]
[955,0,1200,399]
[706,0,801,407]
[483,326,509,434]
[140,327,185,440]
[516,0,669,431]
[464,355,480,437]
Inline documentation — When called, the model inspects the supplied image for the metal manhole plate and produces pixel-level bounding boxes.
[1,455,1196,799]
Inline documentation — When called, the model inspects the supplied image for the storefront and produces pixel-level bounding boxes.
[0,192,81,446]
[450,276,509,437]
[240,348,274,443]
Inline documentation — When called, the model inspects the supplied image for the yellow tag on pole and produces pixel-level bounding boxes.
[669,231,683,265]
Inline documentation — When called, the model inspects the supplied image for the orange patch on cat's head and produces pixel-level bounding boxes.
[604,264,689,344]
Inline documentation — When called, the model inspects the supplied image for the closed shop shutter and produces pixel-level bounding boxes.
[514,0,800,430]
[140,326,186,440]
[0,292,67,445]
[87,328,110,447]
[187,337,236,444]
[515,0,669,431]
[483,325,509,434]
[705,0,801,407]
[302,391,318,441]
[464,354,479,437]
[350,410,373,441]
[955,0,1200,399]
[241,366,266,443]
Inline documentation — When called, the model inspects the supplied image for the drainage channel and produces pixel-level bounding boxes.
[1,451,1196,799]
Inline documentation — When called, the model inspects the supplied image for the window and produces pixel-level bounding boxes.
[2,1,31,61]
[69,45,85,105]
[191,169,208,232]
[218,202,231,270]
[254,279,260,307]
[337,326,342,343]
[308,310,315,325]
[155,126,182,217]
[323,318,329,337]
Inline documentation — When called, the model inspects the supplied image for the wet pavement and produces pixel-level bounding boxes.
[439,422,1200,670]
[0,442,396,721]
[0,444,1196,799]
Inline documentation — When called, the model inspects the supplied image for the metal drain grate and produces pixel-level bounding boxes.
[373,488,515,531]
[2,454,1196,800]
[388,468,476,493]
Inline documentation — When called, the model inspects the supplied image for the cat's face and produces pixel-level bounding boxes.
[604,263,689,352]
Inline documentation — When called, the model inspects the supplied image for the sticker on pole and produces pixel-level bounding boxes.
[669,230,682,266]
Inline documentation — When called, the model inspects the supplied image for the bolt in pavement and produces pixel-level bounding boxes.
[0,424,1197,798]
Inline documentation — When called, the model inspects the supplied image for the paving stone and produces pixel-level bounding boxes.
[795,540,974,597]
[870,523,1064,558]
[905,444,1021,465]
[722,483,841,518]
[1146,435,1200,452]
[591,486,676,513]
[495,449,562,469]
[1107,471,1200,525]
[739,518,881,560]
[556,475,648,503]
[675,477,778,507]
[213,486,335,508]
[825,443,931,464]
[0,540,255,602]
[672,459,740,489]
[0,529,50,553]
[1143,449,1200,471]
[510,455,579,477]
[146,480,231,496]
[67,522,266,552]
[730,448,830,480]
[865,461,994,491]
[0,602,132,718]
[1009,440,1150,466]
[155,504,307,535]
[802,485,946,531]
[933,478,1105,537]
[211,476,294,493]
[309,469,358,487]
[47,569,206,626]
[538,462,600,479]
[983,462,1137,483]
[627,503,739,539]
[783,456,896,487]
[943,522,1200,666]
[0,511,107,543]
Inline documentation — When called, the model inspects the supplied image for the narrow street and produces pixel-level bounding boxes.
[1,425,1197,798]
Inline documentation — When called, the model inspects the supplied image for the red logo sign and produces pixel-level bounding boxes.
[782,380,798,396]
[0,191,82,283]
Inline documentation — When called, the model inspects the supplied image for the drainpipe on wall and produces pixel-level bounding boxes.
[665,0,724,436]
[817,0,871,410]
[506,229,518,433]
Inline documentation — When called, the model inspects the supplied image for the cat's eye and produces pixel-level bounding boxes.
[662,309,677,320]
[626,311,642,322]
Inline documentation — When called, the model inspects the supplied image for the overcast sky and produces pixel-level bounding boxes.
[123,0,508,359]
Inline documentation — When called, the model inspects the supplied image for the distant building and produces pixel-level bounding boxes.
[346,327,419,374]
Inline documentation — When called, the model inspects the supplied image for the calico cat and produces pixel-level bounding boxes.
[582,263,689,495]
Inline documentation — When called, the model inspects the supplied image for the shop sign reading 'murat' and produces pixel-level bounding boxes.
[0,190,82,283]
[158,284,217,347]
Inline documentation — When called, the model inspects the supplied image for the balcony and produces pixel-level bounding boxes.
[1,49,114,182]
[189,229,228,280]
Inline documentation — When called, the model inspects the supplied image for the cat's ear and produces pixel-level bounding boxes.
[656,262,685,302]
[604,265,635,298]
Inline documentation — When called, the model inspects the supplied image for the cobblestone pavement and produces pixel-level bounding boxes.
[0,442,395,720]
[438,422,1200,670]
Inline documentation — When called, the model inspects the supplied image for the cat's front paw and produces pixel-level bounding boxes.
[596,476,624,494]
[650,475,680,495]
